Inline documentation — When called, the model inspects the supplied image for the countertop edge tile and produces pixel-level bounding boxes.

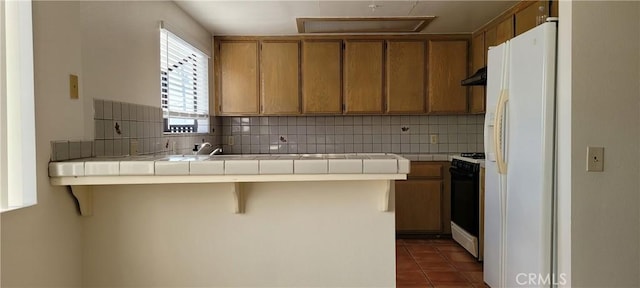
[154,161,190,176]
[119,161,155,176]
[189,161,225,175]
[50,154,412,177]
[84,161,120,176]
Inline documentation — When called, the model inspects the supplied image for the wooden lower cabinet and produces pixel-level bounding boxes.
[396,180,442,232]
[395,161,451,235]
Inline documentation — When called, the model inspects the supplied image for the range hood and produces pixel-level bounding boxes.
[461,67,487,86]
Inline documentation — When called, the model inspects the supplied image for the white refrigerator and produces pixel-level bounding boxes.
[484,20,557,288]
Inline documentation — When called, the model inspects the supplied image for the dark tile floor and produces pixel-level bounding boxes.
[396,238,487,288]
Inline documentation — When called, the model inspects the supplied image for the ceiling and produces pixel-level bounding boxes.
[174,1,518,36]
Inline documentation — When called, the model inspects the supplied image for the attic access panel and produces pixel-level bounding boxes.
[296,16,436,34]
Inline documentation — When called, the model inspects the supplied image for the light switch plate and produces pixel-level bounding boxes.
[69,74,79,99]
[586,146,604,172]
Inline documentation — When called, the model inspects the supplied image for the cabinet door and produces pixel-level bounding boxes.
[496,16,514,44]
[219,41,259,114]
[260,41,300,115]
[469,33,485,114]
[427,40,468,114]
[515,1,547,36]
[395,180,443,232]
[301,40,342,114]
[343,40,384,114]
[485,26,497,61]
[386,40,425,113]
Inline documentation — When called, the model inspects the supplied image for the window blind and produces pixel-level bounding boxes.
[160,28,209,132]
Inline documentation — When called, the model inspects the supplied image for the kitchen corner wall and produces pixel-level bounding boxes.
[3,1,215,287]
[92,98,220,156]
[567,2,640,287]
[50,98,221,161]
[220,115,485,154]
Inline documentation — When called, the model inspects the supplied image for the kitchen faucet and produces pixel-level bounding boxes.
[195,142,223,156]
[196,142,212,155]
[209,147,223,156]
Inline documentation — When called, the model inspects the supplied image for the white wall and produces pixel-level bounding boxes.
[2,1,212,286]
[569,1,640,286]
[1,2,84,287]
[82,182,396,287]
[79,0,212,138]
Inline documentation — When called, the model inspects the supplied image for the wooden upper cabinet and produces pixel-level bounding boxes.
[515,1,548,36]
[301,40,342,114]
[469,33,485,114]
[219,41,259,114]
[386,40,426,114]
[550,0,558,17]
[343,40,384,114]
[496,16,514,44]
[260,41,300,115]
[427,40,468,114]
[485,26,497,63]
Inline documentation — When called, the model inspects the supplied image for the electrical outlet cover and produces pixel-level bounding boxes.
[429,134,438,144]
[586,146,604,172]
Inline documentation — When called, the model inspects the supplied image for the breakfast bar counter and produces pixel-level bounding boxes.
[50,153,408,216]
[48,153,408,287]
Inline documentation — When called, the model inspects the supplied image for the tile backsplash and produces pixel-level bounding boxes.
[50,99,221,161]
[51,100,485,161]
[220,115,484,155]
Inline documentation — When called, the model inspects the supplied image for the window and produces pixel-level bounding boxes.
[1,0,37,212]
[160,27,209,134]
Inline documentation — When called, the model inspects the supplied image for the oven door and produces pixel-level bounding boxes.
[449,166,479,236]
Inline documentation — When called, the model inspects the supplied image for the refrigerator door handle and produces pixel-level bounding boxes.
[493,89,509,174]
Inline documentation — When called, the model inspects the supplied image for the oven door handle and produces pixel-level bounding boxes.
[449,167,474,178]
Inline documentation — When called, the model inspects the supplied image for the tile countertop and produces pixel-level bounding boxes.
[398,154,454,162]
[49,153,411,177]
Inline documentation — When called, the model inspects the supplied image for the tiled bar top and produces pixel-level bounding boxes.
[49,153,411,177]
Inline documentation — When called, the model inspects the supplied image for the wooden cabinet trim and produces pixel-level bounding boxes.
[216,34,470,42]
